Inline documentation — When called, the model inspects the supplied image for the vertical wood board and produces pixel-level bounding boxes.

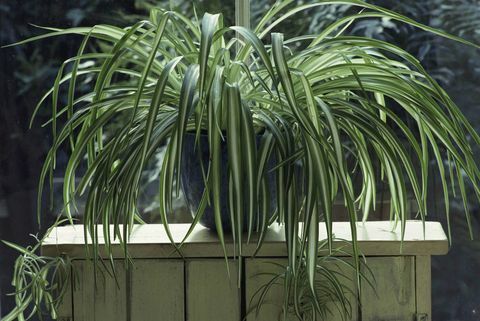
[56,265,73,321]
[72,260,127,321]
[360,256,415,321]
[73,259,184,321]
[245,258,286,321]
[186,259,240,321]
[129,259,184,321]
[415,256,431,321]
[245,258,358,321]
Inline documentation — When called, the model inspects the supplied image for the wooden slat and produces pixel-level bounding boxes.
[245,258,358,321]
[130,260,184,321]
[360,256,416,321]
[415,256,431,320]
[245,258,285,321]
[42,221,449,258]
[72,260,127,321]
[323,258,359,321]
[56,265,73,321]
[186,259,240,321]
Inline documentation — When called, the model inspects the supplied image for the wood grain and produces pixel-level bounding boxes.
[72,259,185,321]
[42,221,449,258]
[129,259,184,321]
[415,255,431,320]
[56,265,73,321]
[73,260,127,321]
[245,258,286,321]
[42,222,445,321]
[360,256,416,321]
[186,259,240,321]
[245,258,358,321]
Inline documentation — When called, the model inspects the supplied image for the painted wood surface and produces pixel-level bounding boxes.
[245,258,358,321]
[246,256,421,321]
[61,255,432,321]
[360,256,416,321]
[72,259,184,321]
[43,222,445,321]
[42,221,448,258]
[415,255,431,320]
[56,265,72,321]
[130,260,184,321]
[186,259,240,321]
[245,258,286,321]
[73,260,127,321]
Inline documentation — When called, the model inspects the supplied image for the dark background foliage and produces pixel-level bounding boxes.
[0,1,141,316]
[1,0,479,320]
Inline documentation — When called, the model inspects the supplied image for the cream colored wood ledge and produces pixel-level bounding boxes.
[41,220,448,258]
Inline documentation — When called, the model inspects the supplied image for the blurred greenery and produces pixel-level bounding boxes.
[0,2,233,318]
[1,0,479,320]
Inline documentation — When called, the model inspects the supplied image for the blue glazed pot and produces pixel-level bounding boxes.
[180,132,277,231]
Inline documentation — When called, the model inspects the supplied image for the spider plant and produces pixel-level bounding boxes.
[4,0,480,319]
[1,220,72,321]
[248,239,373,321]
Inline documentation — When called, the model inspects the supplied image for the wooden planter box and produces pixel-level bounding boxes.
[42,221,448,321]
